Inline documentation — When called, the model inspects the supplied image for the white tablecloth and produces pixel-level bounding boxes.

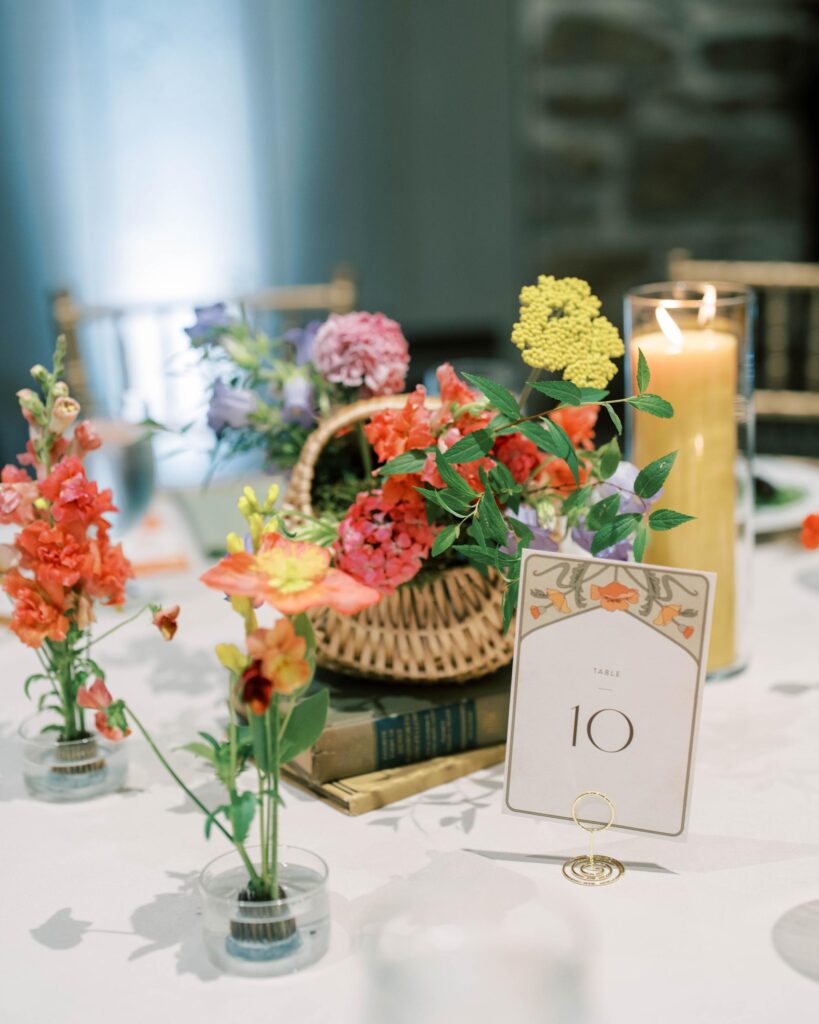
[2,508,818,1023]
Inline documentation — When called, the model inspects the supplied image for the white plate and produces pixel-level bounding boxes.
[754,456,819,535]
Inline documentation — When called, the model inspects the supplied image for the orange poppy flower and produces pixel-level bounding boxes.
[548,589,571,614]
[682,625,694,639]
[530,605,541,619]
[653,604,682,626]
[201,532,381,616]
[801,513,819,550]
[591,580,639,612]
[246,620,311,696]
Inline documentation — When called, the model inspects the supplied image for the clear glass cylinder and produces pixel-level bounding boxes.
[624,282,755,678]
[19,716,128,802]
[199,845,330,977]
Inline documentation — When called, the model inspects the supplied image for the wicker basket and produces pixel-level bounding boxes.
[284,395,514,683]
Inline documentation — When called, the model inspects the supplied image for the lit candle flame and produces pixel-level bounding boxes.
[698,284,717,327]
[655,305,684,350]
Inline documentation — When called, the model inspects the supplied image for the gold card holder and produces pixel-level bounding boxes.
[562,791,625,887]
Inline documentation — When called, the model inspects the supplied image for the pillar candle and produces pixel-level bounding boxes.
[631,324,738,672]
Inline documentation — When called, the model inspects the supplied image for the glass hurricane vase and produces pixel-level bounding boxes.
[624,281,755,678]
[199,845,330,977]
[19,715,128,802]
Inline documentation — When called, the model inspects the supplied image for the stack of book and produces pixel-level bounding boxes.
[282,668,511,814]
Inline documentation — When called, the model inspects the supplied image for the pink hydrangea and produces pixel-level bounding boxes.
[313,312,409,396]
[335,490,439,595]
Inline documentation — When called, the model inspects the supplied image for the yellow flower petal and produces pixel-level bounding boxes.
[215,643,249,675]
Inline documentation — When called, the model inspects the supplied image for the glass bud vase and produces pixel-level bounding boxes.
[624,282,755,678]
[199,845,330,977]
[19,716,128,802]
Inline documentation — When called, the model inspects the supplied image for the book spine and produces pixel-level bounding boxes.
[293,691,509,783]
[283,745,507,816]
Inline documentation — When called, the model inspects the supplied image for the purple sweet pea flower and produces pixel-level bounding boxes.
[281,373,315,427]
[501,504,559,555]
[207,378,258,435]
[185,303,236,344]
[283,320,322,366]
[572,461,662,561]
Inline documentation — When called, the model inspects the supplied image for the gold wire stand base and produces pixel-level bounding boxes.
[562,854,625,887]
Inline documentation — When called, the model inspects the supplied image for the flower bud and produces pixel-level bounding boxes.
[29,364,48,383]
[226,531,245,554]
[50,396,81,434]
[52,381,69,398]
[74,420,101,452]
[16,388,45,426]
[265,483,280,509]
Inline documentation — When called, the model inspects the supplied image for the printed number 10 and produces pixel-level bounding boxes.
[571,704,634,753]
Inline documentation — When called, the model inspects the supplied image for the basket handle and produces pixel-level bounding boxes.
[284,393,442,516]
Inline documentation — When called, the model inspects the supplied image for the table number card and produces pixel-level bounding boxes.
[504,550,716,837]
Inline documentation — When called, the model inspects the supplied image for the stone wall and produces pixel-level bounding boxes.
[517,0,819,329]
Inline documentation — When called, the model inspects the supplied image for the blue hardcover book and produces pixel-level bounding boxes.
[289,668,511,783]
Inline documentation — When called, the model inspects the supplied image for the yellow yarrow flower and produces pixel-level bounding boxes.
[511,275,624,388]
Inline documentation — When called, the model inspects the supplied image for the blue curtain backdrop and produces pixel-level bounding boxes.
[0,0,516,464]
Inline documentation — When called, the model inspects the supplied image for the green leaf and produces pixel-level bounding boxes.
[528,380,582,406]
[586,494,621,531]
[453,544,500,569]
[636,349,650,393]
[476,485,508,545]
[591,514,642,556]
[634,451,677,499]
[379,449,429,477]
[228,791,257,844]
[604,403,623,434]
[431,523,461,556]
[517,420,566,459]
[488,460,518,494]
[248,712,272,773]
[461,372,520,420]
[24,674,51,699]
[501,580,519,633]
[198,731,222,750]
[542,418,581,484]
[442,428,494,464]
[508,516,534,548]
[435,452,478,501]
[627,393,674,418]
[561,485,591,516]
[633,523,648,562]
[417,486,471,518]
[293,612,317,677]
[179,742,217,766]
[579,387,610,403]
[468,517,487,548]
[204,805,227,839]
[598,437,621,480]
[280,688,330,763]
[648,508,696,531]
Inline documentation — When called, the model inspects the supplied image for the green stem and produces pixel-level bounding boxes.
[257,765,268,880]
[87,604,151,649]
[223,695,264,892]
[125,705,234,844]
[355,422,373,479]
[270,696,279,897]
[518,367,543,411]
